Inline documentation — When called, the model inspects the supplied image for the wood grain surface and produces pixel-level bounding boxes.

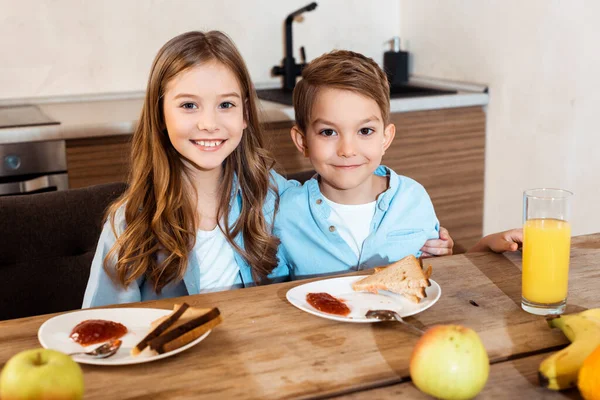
[0,234,597,399]
[66,135,131,189]
[334,353,581,399]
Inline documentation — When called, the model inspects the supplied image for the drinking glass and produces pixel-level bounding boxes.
[521,188,573,315]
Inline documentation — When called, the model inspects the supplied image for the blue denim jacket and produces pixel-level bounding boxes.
[82,171,296,308]
[274,166,439,280]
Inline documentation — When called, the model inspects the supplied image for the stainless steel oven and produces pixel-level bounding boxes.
[0,140,68,196]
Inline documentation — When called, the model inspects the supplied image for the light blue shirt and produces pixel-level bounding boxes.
[274,166,439,280]
[82,171,296,308]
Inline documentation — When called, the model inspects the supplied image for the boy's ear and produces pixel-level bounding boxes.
[382,123,396,154]
[291,126,309,157]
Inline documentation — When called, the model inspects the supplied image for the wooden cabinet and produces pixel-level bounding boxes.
[262,121,312,173]
[66,135,131,189]
[65,106,485,252]
[388,107,485,252]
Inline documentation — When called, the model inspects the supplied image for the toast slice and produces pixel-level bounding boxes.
[147,307,222,354]
[130,303,189,356]
[352,255,432,303]
[374,262,432,280]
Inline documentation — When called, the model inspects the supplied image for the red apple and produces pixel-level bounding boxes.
[410,325,489,400]
[0,348,84,400]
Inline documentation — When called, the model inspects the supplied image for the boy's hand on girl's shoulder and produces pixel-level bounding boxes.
[420,227,454,258]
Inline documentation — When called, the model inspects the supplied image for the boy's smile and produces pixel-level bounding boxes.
[291,87,395,204]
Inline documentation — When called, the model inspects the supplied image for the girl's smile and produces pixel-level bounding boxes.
[190,139,227,151]
[163,61,246,174]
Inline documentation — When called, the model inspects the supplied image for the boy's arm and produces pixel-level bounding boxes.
[468,228,523,253]
[270,169,301,195]
[420,226,454,258]
[404,179,444,258]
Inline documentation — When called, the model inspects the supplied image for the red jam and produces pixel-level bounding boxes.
[306,293,351,316]
[70,319,128,346]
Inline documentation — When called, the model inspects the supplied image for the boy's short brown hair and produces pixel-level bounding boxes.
[293,50,390,134]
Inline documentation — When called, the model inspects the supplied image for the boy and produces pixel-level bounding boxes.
[275,50,445,279]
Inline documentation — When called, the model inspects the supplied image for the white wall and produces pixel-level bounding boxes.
[400,0,600,236]
[0,0,399,99]
[5,0,595,236]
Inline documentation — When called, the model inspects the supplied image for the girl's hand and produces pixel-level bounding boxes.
[420,227,454,258]
[468,228,523,253]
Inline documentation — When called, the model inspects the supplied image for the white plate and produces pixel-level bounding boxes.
[286,276,441,323]
[38,308,211,366]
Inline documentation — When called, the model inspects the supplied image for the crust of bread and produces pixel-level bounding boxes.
[148,307,222,354]
[132,303,222,356]
[131,303,189,356]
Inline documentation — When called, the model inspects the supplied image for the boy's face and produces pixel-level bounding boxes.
[291,88,395,201]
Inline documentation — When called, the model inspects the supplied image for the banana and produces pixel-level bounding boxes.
[578,308,600,322]
[539,309,600,390]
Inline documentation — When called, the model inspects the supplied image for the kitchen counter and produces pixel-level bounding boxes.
[0,77,488,145]
[0,78,488,253]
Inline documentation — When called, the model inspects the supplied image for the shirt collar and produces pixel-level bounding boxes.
[374,165,399,211]
[306,165,398,210]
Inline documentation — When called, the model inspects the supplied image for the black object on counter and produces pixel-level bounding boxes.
[389,84,456,99]
[271,2,318,92]
[384,37,410,87]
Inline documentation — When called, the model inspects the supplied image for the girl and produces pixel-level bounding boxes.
[83,31,293,307]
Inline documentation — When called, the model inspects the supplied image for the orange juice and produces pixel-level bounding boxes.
[522,218,571,304]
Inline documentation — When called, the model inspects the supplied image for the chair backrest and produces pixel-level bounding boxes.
[0,182,127,320]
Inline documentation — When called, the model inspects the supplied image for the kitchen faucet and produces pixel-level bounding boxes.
[271,2,318,92]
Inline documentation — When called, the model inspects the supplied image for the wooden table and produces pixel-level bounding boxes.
[2,234,599,399]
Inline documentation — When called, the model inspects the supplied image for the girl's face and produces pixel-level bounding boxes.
[163,61,246,175]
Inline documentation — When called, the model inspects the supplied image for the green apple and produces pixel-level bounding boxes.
[0,348,84,400]
[410,325,489,400]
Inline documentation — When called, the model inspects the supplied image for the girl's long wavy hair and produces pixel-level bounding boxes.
[104,31,280,292]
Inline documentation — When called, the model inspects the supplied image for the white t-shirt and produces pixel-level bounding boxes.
[195,225,241,293]
[323,197,376,258]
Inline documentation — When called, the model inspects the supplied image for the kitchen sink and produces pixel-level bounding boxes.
[389,84,457,97]
[256,84,456,106]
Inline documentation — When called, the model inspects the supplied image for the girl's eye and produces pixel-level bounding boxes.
[359,128,374,136]
[181,102,197,109]
[319,129,337,137]
[219,101,235,109]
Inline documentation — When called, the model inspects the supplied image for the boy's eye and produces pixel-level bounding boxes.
[319,129,337,137]
[180,102,197,109]
[219,101,235,109]
[359,128,374,136]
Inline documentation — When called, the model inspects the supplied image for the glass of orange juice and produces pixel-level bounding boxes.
[522,188,573,315]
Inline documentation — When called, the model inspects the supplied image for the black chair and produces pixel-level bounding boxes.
[0,182,127,320]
